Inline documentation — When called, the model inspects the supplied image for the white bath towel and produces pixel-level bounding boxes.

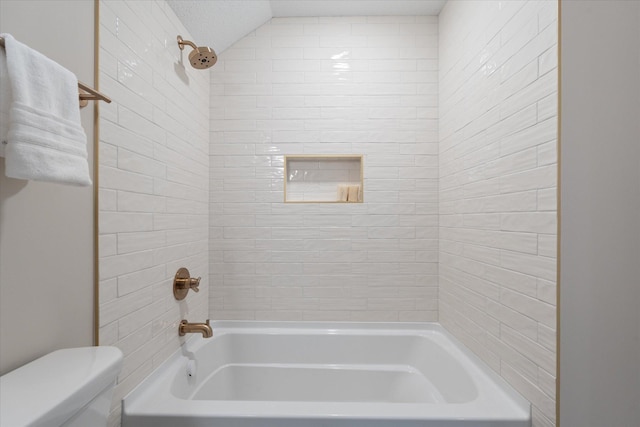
[1,33,91,186]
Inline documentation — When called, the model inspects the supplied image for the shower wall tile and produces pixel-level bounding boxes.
[98,1,210,425]
[438,1,557,426]
[210,16,438,322]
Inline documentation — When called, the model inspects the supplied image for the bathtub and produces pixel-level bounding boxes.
[122,322,531,427]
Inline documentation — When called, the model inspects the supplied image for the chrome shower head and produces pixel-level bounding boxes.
[177,35,217,70]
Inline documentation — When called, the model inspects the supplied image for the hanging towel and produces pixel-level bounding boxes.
[1,33,91,186]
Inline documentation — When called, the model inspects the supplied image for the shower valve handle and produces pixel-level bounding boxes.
[182,277,201,292]
[173,268,201,300]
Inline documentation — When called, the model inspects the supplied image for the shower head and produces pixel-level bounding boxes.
[177,35,217,70]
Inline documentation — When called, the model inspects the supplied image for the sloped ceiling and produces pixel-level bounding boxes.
[167,0,272,54]
[167,0,445,53]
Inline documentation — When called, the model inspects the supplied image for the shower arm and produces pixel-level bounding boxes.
[177,36,197,51]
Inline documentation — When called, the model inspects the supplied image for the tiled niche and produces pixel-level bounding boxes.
[285,155,363,203]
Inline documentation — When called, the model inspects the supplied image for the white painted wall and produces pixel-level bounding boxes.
[559,1,640,426]
[0,0,94,375]
[209,16,439,322]
[97,1,210,424]
[438,1,558,426]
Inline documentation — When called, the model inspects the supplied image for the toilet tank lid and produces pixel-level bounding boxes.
[0,346,123,427]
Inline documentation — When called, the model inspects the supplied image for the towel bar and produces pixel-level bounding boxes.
[0,36,111,108]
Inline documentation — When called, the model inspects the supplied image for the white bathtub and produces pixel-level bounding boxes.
[122,322,531,427]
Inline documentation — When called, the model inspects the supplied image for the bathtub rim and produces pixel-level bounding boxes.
[122,321,531,424]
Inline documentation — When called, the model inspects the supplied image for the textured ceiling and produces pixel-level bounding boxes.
[167,0,272,54]
[167,0,446,53]
[271,1,446,17]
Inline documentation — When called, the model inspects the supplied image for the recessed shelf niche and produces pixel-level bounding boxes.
[284,155,363,203]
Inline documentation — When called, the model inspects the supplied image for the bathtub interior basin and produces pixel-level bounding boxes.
[123,321,531,427]
[192,364,446,403]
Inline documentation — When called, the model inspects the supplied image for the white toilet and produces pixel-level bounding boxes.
[0,346,123,427]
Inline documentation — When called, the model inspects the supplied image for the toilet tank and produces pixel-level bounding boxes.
[0,346,123,427]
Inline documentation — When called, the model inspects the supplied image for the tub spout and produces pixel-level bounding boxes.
[179,319,213,338]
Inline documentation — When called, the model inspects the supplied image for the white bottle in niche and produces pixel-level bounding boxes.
[337,184,349,202]
[347,184,361,202]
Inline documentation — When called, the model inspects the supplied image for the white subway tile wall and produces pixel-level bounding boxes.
[210,16,439,321]
[438,1,557,426]
[98,1,209,425]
